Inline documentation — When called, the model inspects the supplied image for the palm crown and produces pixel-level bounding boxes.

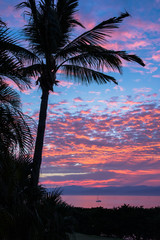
[18,0,144,91]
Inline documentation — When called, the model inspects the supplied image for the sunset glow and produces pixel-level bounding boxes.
[1,0,160,190]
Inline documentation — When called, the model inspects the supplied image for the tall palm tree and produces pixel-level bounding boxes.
[17,0,145,187]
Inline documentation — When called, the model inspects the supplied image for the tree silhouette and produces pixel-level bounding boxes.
[17,0,145,187]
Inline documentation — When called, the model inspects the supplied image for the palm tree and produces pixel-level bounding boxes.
[17,0,145,187]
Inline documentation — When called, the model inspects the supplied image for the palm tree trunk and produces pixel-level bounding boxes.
[31,89,49,187]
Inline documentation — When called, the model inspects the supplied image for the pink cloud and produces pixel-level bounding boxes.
[111,30,143,42]
[59,100,68,105]
[133,88,152,93]
[1,5,26,27]
[130,18,160,33]
[89,91,101,95]
[153,74,160,78]
[113,85,124,91]
[77,12,96,30]
[50,92,61,96]
[98,100,107,104]
[5,79,20,91]
[125,100,141,106]
[125,40,150,50]
[59,80,74,88]
[73,97,83,102]
[152,51,160,62]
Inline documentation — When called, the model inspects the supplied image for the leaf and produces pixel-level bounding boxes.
[61,64,118,85]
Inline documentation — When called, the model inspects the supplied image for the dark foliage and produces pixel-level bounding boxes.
[0,17,36,89]
[0,152,71,240]
[0,80,34,156]
[69,204,160,240]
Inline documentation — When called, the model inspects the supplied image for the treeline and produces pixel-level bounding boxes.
[68,204,160,240]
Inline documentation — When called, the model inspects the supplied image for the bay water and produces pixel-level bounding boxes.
[62,195,160,208]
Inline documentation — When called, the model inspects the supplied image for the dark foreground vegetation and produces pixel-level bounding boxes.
[1,163,160,240]
[68,205,160,240]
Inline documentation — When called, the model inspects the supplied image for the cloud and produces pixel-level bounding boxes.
[73,97,83,102]
[32,92,160,188]
[80,110,91,115]
[129,18,160,33]
[153,74,160,78]
[152,51,160,62]
[133,88,152,93]
[113,85,124,91]
[40,172,89,178]
[125,40,150,50]
[89,91,101,95]
[59,80,74,88]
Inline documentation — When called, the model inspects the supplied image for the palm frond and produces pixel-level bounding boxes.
[0,107,34,156]
[16,1,31,10]
[0,18,36,89]
[16,0,38,20]
[0,80,34,155]
[59,11,129,55]
[0,18,6,27]
[20,63,43,77]
[56,0,84,47]
[57,44,145,76]
[57,45,123,73]
[0,51,31,90]
[21,4,60,55]
[0,19,38,64]
[115,51,145,66]
[44,188,63,205]
[61,64,118,85]
[0,81,21,109]
[17,0,84,55]
[0,74,31,91]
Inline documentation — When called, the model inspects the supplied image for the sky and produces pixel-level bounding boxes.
[1,0,160,191]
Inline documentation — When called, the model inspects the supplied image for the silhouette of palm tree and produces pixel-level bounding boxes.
[17,0,145,187]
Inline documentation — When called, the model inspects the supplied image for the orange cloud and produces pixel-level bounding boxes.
[40,179,117,188]
[108,169,160,175]
[80,110,91,114]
